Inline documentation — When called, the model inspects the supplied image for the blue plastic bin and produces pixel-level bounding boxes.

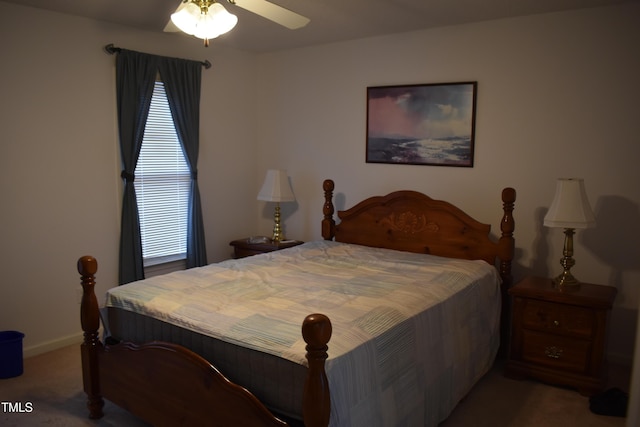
[0,331,25,379]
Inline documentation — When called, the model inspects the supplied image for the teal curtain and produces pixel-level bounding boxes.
[116,50,207,284]
[159,59,208,268]
[116,50,158,284]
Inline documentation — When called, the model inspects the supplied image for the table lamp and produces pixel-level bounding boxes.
[257,170,295,242]
[543,178,596,288]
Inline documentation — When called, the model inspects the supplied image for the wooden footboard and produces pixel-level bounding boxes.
[78,256,331,427]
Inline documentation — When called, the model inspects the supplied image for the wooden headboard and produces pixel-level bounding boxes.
[321,179,516,288]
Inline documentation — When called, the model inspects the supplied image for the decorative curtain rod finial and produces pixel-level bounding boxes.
[104,43,120,55]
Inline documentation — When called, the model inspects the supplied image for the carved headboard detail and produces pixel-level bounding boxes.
[380,211,436,234]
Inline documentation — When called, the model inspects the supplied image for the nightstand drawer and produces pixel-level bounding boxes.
[522,299,594,338]
[522,330,591,373]
[234,248,268,258]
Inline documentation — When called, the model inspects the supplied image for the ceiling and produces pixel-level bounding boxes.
[4,0,635,52]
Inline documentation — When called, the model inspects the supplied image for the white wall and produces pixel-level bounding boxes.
[254,3,640,365]
[0,1,259,355]
[1,0,639,373]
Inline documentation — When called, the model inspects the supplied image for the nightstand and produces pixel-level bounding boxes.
[505,276,616,396]
[229,238,304,259]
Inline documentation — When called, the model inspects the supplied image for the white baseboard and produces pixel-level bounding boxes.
[23,332,84,358]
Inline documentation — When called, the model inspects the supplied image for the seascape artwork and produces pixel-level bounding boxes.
[366,82,477,167]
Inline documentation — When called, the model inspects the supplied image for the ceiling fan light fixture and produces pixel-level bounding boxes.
[170,2,201,35]
[194,3,238,39]
[171,1,238,45]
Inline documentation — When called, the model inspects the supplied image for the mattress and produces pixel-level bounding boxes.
[105,241,501,426]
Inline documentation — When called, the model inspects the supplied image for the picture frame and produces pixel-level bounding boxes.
[366,82,477,167]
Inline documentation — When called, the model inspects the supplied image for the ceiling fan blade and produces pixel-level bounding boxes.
[231,0,310,29]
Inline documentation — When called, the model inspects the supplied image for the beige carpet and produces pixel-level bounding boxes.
[0,344,630,426]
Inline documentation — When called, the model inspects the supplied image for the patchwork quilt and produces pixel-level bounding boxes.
[106,241,501,426]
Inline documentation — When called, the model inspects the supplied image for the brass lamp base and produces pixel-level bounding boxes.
[271,203,285,243]
[553,270,580,288]
[553,227,581,289]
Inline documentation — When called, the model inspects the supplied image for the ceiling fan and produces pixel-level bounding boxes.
[165,0,310,46]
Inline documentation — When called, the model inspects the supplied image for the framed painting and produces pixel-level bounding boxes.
[366,82,477,167]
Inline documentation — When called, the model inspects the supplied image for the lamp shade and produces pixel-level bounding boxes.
[171,2,201,35]
[257,170,295,202]
[194,3,237,39]
[543,178,596,229]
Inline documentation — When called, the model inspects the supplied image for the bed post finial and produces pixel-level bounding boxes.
[322,179,336,241]
[302,313,332,427]
[77,256,105,419]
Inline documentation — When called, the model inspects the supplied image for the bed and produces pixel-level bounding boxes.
[78,179,516,427]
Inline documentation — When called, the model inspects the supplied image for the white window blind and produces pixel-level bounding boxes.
[134,81,190,266]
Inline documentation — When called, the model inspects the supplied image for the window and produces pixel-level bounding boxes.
[134,80,190,267]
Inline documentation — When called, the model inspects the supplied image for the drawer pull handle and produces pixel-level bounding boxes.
[553,320,560,327]
[545,346,563,359]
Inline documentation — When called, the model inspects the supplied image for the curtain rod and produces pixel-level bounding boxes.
[104,44,212,69]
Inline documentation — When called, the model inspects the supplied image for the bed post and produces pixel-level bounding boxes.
[498,188,516,357]
[78,256,105,419]
[302,313,332,427]
[322,179,335,240]
[498,188,516,289]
